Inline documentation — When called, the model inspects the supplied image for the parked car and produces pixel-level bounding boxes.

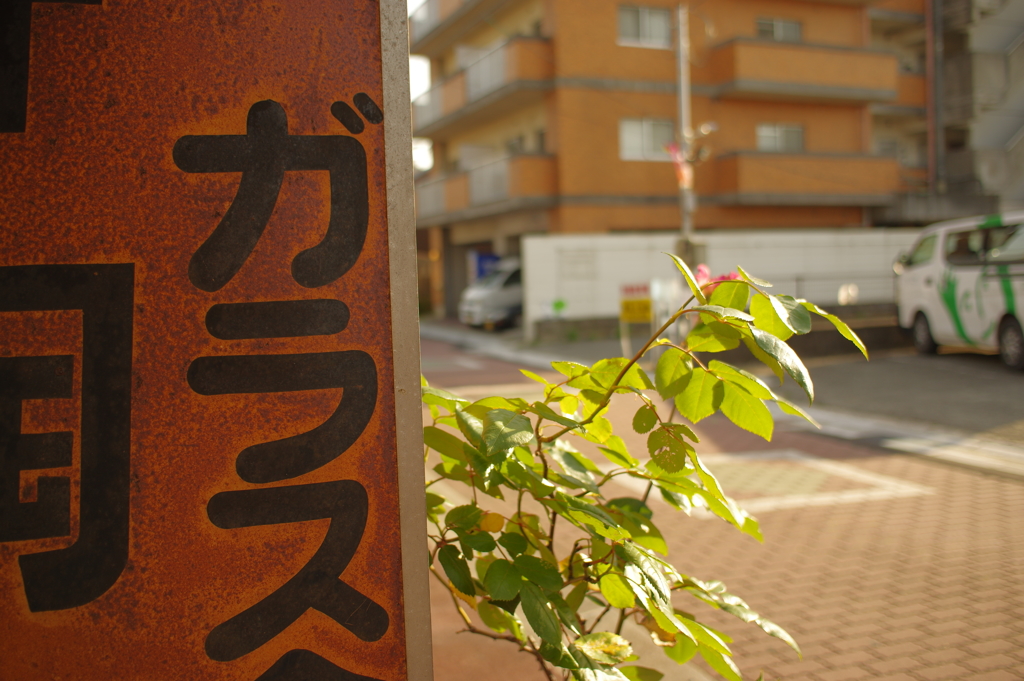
[894,210,1024,369]
[458,258,522,330]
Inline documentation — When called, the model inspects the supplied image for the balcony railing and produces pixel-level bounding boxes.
[706,153,902,204]
[415,155,556,222]
[469,157,510,205]
[410,0,465,44]
[412,38,552,133]
[415,177,446,219]
[466,44,507,101]
[702,39,899,102]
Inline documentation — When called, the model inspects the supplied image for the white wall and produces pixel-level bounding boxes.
[523,229,922,341]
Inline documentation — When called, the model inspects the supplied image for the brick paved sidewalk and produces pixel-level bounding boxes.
[668,415,1024,681]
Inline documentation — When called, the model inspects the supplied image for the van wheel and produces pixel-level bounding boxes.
[912,313,938,354]
[999,317,1024,370]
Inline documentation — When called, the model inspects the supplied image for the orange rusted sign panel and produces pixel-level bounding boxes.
[0,2,423,679]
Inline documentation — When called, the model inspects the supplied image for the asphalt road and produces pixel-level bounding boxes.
[776,348,1024,444]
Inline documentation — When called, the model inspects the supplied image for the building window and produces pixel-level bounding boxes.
[620,118,674,161]
[618,6,672,49]
[756,17,802,42]
[756,123,804,152]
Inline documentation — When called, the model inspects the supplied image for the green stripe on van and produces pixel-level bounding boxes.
[980,214,1003,229]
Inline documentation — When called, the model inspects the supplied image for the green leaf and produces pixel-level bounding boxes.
[709,360,773,400]
[521,369,550,385]
[750,294,793,341]
[692,304,754,323]
[423,426,468,462]
[566,581,589,613]
[620,667,664,681]
[750,327,814,403]
[552,361,590,379]
[632,405,658,434]
[591,358,629,388]
[775,396,820,428]
[551,448,600,494]
[483,559,522,601]
[674,368,724,423]
[446,504,484,530]
[582,416,613,444]
[742,336,785,382]
[421,386,469,411]
[599,573,636,609]
[663,636,697,665]
[540,641,580,669]
[698,647,742,681]
[458,529,497,553]
[737,265,772,287]
[478,601,515,633]
[573,632,634,665]
[755,616,802,656]
[666,253,708,304]
[719,382,773,440]
[598,436,639,468]
[550,592,583,635]
[666,421,699,443]
[483,409,535,456]
[686,321,741,353]
[498,531,529,557]
[775,295,813,334]
[528,401,581,429]
[514,555,563,592]
[520,582,562,645]
[455,407,485,449]
[654,346,692,400]
[438,545,475,596]
[647,428,693,473]
[801,301,869,359]
[425,492,445,523]
[708,281,749,310]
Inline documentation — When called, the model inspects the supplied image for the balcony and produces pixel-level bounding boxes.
[409,0,463,45]
[700,39,899,103]
[415,154,557,225]
[704,152,902,206]
[872,73,927,116]
[410,0,509,57]
[412,38,553,138]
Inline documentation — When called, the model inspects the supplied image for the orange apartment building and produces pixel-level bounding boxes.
[409,0,998,315]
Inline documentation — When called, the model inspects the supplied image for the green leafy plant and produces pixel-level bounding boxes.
[422,256,867,681]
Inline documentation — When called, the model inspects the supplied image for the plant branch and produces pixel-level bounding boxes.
[540,305,695,444]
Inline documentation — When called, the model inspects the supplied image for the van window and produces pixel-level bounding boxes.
[944,229,985,265]
[907,234,937,266]
[503,269,521,287]
[988,224,1024,264]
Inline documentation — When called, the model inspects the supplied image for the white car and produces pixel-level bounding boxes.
[895,210,1024,369]
[458,259,523,330]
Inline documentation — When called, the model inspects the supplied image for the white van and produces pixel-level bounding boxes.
[895,211,1024,370]
[457,258,523,330]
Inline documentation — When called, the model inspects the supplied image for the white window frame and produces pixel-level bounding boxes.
[756,123,804,153]
[620,118,675,161]
[756,17,802,43]
[618,6,673,50]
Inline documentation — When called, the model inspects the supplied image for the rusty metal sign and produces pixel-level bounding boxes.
[0,1,430,679]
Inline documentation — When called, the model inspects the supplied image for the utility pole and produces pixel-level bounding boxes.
[676,4,703,264]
